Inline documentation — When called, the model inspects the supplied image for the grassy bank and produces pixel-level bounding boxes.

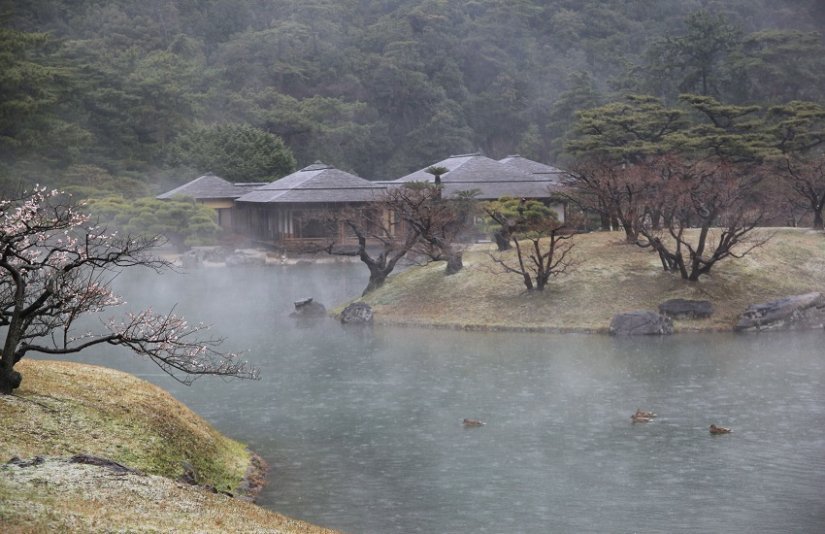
[0,359,336,533]
[359,228,825,333]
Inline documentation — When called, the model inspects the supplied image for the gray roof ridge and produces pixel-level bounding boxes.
[258,169,321,190]
[442,179,562,183]
[156,173,235,199]
[255,185,384,191]
[300,161,334,171]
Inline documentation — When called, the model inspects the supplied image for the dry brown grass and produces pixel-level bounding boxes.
[0,360,338,533]
[361,228,825,333]
[0,458,338,533]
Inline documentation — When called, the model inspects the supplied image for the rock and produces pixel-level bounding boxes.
[69,454,138,475]
[735,292,825,332]
[340,302,373,325]
[7,456,45,468]
[181,246,233,269]
[198,246,233,262]
[289,297,327,318]
[609,310,674,336]
[179,460,199,485]
[658,298,714,319]
[225,250,266,267]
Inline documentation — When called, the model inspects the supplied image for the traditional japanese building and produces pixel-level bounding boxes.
[390,153,569,221]
[233,162,388,250]
[155,172,259,230]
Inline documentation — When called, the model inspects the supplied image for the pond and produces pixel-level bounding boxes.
[54,264,825,533]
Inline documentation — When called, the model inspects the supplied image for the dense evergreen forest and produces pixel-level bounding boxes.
[2,0,824,196]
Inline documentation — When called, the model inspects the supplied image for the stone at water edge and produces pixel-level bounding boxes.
[735,292,825,331]
[225,250,266,267]
[609,310,674,336]
[658,299,714,319]
[340,302,373,324]
[289,297,327,318]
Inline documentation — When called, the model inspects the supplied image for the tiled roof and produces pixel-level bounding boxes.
[499,155,565,178]
[390,154,567,199]
[235,162,386,204]
[156,173,259,200]
[440,181,565,200]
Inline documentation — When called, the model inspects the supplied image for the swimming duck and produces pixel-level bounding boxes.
[634,409,657,419]
[463,418,485,427]
[709,424,732,434]
[631,413,652,423]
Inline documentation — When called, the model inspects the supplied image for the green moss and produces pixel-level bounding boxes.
[0,360,250,493]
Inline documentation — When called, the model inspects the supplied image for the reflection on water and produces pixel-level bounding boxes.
[53,265,825,533]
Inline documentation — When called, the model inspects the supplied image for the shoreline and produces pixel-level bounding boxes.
[350,229,825,335]
[0,360,338,533]
[366,317,738,335]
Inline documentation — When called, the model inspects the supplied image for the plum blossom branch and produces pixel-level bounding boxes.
[1,188,259,393]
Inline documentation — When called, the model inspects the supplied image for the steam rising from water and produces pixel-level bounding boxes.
[55,264,825,533]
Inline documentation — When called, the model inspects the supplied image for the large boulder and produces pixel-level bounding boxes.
[658,299,714,319]
[340,302,373,325]
[289,297,327,318]
[609,310,674,336]
[735,292,825,332]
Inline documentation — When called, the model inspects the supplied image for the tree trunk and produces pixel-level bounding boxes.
[813,209,824,230]
[1,320,25,393]
[360,257,392,296]
[0,354,22,394]
[493,229,511,251]
[445,250,463,275]
[362,271,387,296]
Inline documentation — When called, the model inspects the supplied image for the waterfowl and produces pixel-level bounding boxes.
[709,424,732,434]
[631,413,652,423]
[634,409,657,419]
[463,418,485,427]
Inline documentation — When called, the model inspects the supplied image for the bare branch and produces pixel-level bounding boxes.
[0,188,258,393]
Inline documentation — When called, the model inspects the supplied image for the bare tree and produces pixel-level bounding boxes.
[0,188,258,394]
[488,212,577,292]
[325,183,476,292]
[563,158,654,242]
[388,183,476,275]
[778,154,825,229]
[323,203,420,296]
[636,157,771,281]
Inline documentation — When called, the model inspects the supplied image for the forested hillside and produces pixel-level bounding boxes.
[2,0,824,195]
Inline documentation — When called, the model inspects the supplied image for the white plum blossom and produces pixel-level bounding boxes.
[0,188,258,393]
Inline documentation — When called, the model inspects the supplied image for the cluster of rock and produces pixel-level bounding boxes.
[224,249,267,267]
[609,298,712,336]
[180,247,268,268]
[734,292,825,332]
[180,246,225,269]
[287,298,374,326]
[609,292,825,335]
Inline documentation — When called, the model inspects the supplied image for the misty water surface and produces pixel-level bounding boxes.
[55,263,825,533]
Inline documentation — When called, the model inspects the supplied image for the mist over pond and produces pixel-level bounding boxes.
[54,264,825,533]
